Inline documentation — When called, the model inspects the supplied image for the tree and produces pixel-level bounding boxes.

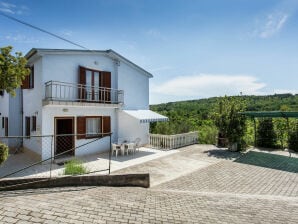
[0,46,30,96]
[214,96,247,151]
[288,122,298,152]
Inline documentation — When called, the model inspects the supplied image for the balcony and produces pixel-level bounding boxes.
[44,81,124,107]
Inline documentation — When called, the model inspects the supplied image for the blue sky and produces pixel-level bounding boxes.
[1,0,298,104]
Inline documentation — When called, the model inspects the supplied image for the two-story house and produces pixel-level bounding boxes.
[0,48,168,160]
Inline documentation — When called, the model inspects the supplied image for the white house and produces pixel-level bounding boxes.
[0,48,168,160]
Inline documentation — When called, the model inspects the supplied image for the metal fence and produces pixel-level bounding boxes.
[0,133,112,180]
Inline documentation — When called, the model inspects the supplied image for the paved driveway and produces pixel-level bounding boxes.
[0,145,297,223]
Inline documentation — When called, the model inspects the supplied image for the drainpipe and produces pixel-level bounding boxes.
[21,88,24,147]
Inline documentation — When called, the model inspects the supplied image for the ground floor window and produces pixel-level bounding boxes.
[86,117,101,137]
[77,116,110,139]
[25,116,30,138]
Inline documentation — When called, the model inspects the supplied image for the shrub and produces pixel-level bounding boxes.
[0,142,9,165]
[63,159,88,175]
[198,125,218,144]
[257,118,277,149]
[288,125,298,152]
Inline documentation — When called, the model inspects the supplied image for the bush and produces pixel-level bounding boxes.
[63,159,88,175]
[198,125,218,144]
[288,125,298,152]
[257,118,277,149]
[0,142,9,165]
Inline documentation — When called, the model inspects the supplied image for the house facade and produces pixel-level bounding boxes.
[0,48,168,160]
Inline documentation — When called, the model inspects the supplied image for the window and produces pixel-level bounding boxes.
[78,66,111,102]
[21,66,34,89]
[0,90,4,96]
[76,116,110,139]
[32,116,37,131]
[1,117,4,129]
[25,116,30,138]
[86,117,101,137]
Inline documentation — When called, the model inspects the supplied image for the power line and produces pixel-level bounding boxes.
[0,11,90,51]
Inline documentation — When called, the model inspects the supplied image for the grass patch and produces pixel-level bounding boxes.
[63,159,88,175]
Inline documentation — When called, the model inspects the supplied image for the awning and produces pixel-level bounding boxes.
[122,110,169,123]
[239,111,298,118]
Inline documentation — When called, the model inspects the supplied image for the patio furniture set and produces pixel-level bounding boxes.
[112,138,141,157]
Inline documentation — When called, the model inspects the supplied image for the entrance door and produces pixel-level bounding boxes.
[55,117,74,157]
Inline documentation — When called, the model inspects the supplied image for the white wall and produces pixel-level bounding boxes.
[22,57,43,155]
[118,61,149,110]
[118,111,149,145]
[42,54,117,91]
[41,105,117,160]
[0,92,9,145]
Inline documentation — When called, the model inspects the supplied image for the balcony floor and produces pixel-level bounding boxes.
[42,99,122,108]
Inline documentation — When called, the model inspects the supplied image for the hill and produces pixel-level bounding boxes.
[150,94,298,144]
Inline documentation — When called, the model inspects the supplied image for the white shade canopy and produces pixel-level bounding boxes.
[122,110,169,123]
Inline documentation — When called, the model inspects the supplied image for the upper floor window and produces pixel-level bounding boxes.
[78,66,111,102]
[22,66,34,89]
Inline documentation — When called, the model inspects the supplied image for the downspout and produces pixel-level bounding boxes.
[21,88,24,147]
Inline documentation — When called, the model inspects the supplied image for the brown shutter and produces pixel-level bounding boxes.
[30,66,34,88]
[21,75,30,89]
[102,116,111,136]
[5,117,8,137]
[25,117,30,138]
[102,72,111,103]
[32,116,37,131]
[77,116,86,139]
[78,66,86,101]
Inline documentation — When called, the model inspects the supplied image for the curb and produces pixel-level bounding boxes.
[0,173,150,191]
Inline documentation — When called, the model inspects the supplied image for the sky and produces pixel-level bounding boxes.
[1,0,298,104]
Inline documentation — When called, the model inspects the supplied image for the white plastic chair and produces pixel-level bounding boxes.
[134,138,141,153]
[127,143,136,155]
[112,143,120,157]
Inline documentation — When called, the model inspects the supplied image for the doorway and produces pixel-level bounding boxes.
[55,117,74,157]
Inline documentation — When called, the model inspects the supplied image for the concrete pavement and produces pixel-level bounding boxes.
[0,144,297,223]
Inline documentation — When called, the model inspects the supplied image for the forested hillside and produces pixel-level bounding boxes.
[150,94,298,145]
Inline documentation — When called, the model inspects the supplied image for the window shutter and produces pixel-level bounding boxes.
[102,72,111,103]
[21,75,30,89]
[5,117,8,137]
[30,66,34,88]
[78,66,86,101]
[32,116,37,131]
[25,116,30,138]
[102,116,111,136]
[77,116,86,139]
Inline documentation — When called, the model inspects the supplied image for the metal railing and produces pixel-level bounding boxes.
[45,81,124,104]
[149,131,199,150]
[0,133,112,182]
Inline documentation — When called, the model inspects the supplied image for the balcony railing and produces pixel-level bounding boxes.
[45,81,124,104]
[149,131,199,150]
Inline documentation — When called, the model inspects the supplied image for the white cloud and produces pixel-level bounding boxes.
[257,12,289,38]
[0,1,28,15]
[3,33,39,43]
[273,89,298,95]
[144,29,167,41]
[151,74,266,98]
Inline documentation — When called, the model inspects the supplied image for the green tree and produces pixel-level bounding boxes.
[288,122,298,152]
[0,46,30,96]
[257,118,277,149]
[214,96,247,151]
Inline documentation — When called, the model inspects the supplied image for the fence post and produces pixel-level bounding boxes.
[50,135,54,179]
[108,134,112,174]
